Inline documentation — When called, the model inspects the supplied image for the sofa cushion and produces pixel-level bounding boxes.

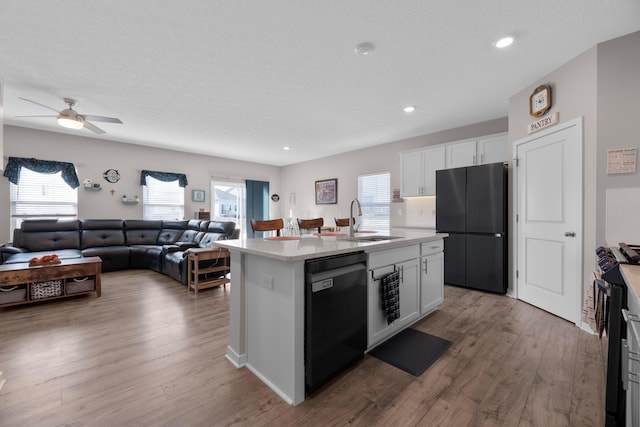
[125,220,162,245]
[157,220,189,245]
[81,220,125,249]
[81,246,130,272]
[130,245,163,271]
[15,219,81,252]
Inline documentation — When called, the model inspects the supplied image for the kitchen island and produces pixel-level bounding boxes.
[215,228,446,405]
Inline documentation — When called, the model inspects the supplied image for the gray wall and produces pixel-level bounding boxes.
[596,31,640,244]
[508,30,640,299]
[0,125,281,243]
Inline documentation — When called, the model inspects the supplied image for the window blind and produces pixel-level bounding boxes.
[143,176,184,220]
[358,172,390,232]
[10,168,78,231]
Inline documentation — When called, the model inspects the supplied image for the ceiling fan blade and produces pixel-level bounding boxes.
[15,115,57,118]
[81,115,123,124]
[83,120,106,134]
[18,97,60,113]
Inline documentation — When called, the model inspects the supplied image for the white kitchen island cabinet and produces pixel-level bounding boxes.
[367,245,420,348]
[215,229,446,406]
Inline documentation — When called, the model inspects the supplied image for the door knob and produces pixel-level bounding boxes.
[564,232,576,237]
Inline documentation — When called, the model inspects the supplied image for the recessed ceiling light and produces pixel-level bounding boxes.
[283,146,290,151]
[354,42,375,56]
[495,36,514,48]
[403,106,416,113]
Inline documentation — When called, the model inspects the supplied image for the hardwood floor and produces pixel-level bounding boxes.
[0,270,605,426]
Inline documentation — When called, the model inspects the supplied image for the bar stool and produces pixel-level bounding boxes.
[297,218,324,235]
[250,218,284,237]
[334,217,355,232]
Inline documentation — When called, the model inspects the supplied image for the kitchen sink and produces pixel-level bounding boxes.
[338,235,403,242]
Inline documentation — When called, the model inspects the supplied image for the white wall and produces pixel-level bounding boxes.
[279,117,507,229]
[596,31,640,245]
[0,125,281,243]
[508,30,640,299]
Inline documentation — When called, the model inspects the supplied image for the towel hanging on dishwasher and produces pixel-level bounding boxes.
[380,270,400,325]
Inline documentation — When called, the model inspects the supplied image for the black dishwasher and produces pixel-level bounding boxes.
[305,251,367,394]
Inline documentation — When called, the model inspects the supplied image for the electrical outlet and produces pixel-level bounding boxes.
[261,274,274,290]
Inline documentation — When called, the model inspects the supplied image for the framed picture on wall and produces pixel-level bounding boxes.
[192,189,205,203]
[315,178,337,204]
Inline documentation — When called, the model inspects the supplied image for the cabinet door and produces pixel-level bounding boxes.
[398,258,420,326]
[401,151,423,197]
[421,146,445,196]
[478,133,508,164]
[446,140,477,168]
[367,258,420,348]
[420,252,443,315]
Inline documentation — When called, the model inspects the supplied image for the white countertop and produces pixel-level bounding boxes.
[621,264,640,313]
[215,228,446,261]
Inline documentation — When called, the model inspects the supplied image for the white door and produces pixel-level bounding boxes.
[515,118,582,324]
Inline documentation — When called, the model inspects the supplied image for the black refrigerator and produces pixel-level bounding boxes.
[436,162,507,294]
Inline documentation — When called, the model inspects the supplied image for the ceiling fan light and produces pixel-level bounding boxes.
[58,110,84,129]
[57,116,84,129]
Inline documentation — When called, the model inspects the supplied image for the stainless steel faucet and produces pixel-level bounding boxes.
[349,198,362,237]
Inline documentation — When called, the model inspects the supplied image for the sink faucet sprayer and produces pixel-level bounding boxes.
[349,198,362,237]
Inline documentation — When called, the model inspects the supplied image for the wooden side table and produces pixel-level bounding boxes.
[187,247,230,294]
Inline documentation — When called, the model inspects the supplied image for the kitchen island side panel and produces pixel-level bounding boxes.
[244,254,305,405]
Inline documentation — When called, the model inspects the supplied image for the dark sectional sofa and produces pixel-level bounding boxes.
[0,219,237,285]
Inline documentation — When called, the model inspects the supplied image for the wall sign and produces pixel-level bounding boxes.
[527,112,559,134]
[607,148,637,174]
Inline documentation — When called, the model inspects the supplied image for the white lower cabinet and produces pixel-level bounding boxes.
[368,246,420,348]
[420,251,443,315]
[420,240,444,315]
[623,309,640,427]
[367,240,444,349]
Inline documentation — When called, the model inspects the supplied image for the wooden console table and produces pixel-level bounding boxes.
[0,257,102,308]
[187,247,230,294]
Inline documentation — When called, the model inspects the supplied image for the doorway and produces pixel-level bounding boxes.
[514,117,583,324]
[212,180,245,238]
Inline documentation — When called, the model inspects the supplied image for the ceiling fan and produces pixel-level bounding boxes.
[17,97,123,134]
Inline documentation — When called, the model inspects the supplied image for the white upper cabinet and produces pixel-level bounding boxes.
[400,150,423,197]
[401,134,508,192]
[445,139,477,168]
[477,133,508,165]
[400,145,445,197]
[444,133,508,169]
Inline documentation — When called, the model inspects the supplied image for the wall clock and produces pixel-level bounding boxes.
[103,169,120,183]
[529,84,552,117]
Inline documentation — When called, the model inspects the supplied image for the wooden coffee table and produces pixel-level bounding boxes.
[0,257,102,307]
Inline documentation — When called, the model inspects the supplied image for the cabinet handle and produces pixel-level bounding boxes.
[423,258,428,274]
[623,339,629,390]
[481,153,485,163]
[399,265,404,283]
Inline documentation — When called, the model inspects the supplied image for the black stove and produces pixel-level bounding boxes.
[596,243,640,285]
[594,243,639,426]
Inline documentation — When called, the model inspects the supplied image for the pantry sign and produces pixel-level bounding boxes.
[527,112,559,134]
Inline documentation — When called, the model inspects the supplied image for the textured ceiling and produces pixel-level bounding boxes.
[0,1,639,166]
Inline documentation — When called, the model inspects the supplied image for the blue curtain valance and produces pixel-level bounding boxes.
[3,157,80,189]
[140,169,188,187]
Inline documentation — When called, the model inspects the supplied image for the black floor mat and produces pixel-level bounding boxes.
[369,328,452,376]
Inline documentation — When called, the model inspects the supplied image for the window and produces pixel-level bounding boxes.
[10,168,78,232]
[358,172,390,232]
[212,181,245,236]
[143,176,184,220]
